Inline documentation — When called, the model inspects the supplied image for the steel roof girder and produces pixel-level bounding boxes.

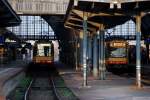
[65,23,97,32]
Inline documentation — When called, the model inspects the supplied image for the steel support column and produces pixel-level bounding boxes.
[99,30,103,80]
[88,34,92,73]
[99,30,106,80]
[102,30,106,79]
[34,16,35,40]
[79,32,83,70]
[98,31,102,78]
[26,16,28,39]
[136,14,141,88]
[75,37,78,71]
[86,34,89,72]
[83,14,88,86]
[146,43,149,64]
[93,34,98,78]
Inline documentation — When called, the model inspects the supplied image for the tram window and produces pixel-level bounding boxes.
[44,46,49,56]
[110,48,126,57]
[37,43,52,56]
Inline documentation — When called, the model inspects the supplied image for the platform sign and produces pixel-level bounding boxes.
[0,36,4,44]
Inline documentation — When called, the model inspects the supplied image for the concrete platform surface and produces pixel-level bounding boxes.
[0,60,30,100]
[0,59,30,68]
[0,68,25,100]
[60,70,150,100]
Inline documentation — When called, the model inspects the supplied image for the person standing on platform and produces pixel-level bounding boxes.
[21,47,27,60]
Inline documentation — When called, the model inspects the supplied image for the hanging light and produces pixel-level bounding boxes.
[110,0,121,9]
[74,0,78,6]
[91,2,95,9]
[112,0,118,4]
[135,2,139,9]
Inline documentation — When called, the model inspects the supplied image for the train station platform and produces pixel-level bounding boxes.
[0,60,30,100]
[0,59,30,68]
[59,68,150,100]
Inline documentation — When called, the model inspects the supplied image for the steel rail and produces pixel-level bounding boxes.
[51,78,62,100]
[24,79,34,100]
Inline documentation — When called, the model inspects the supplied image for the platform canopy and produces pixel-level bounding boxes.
[2,29,21,42]
[64,0,150,33]
[0,0,21,27]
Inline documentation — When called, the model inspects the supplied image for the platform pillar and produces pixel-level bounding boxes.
[103,30,106,79]
[87,34,92,73]
[93,34,98,78]
[75,37,79,71]
[146,43,149,64]
[136,14,141,88]
[79,31,83,70]
[99,30,106,80]
[98,31,102,79]
[82,13,88,86]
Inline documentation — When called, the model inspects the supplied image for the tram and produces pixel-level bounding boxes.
[105,39,129,70]
[33,40,54,64]
[105,37,148,74]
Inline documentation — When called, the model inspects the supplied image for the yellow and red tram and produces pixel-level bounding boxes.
[33,40,54,64]
[105,39,129,69]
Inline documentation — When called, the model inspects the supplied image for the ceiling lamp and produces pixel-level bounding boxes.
[110,0,121,9]
[74,0,78,6]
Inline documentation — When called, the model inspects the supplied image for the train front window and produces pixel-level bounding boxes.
[37,44,51,56]
[110,48,126,57]
[44,46,50,56]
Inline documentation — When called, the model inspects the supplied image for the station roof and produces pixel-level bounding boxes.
[42,15,75,52]
[0,0,21,27]
[65,0,150,33]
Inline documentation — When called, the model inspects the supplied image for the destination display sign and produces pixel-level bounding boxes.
[110,42,126,47]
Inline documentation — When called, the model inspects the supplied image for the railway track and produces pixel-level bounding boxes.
[24,63,79,100]
[25,77,58,100]
[24,64,60,100]
[6,63,78,100]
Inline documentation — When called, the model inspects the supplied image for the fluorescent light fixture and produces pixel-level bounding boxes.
[110,0,121,9]
[113,1,118,4]
[110,3,114,9]
[74,0,78,6]
[117,3,121,9]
